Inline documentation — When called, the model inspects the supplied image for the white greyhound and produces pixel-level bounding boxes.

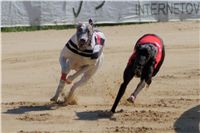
[51,19,105,104]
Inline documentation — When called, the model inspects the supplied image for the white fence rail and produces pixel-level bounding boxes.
[1,1,200,27]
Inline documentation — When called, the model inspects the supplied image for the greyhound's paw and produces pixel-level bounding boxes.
[63,94,78,105]
[50,96,58,102]
[65,78,72,84]
[50,96,63,103]
[127,95,136,103]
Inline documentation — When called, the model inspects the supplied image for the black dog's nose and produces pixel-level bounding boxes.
[135,66,142,77]
[135,70,141,76]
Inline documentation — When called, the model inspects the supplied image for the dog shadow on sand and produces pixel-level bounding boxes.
[174,105,200,133]
[75,109,124,121]
[2,102,63,114]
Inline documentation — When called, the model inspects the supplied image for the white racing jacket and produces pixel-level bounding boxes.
[65,30,105,58]
[60,30,105,72]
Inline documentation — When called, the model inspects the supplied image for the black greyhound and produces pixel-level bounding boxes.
[111,34,165,113]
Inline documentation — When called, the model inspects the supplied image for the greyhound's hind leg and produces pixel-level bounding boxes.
[63,64,99,105]
[50,80,66,103]
[127,80,145,103]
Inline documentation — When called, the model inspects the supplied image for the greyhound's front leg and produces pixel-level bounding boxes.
[63,67,95,105]
[63,75,88,105]
[50,56,70,103]
[127,80,146,103]
[66,65,90,84]
[50,80,66,103]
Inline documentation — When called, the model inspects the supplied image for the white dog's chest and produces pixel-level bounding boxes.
[66,48,98,70]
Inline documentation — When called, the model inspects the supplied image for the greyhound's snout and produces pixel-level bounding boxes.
[80,38,86,43]
[79,38,87,47]
[78,38,88,50]
[135,65,142,77]
[135,69,141,77]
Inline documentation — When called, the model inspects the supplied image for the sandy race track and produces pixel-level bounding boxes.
[2,21,200,133]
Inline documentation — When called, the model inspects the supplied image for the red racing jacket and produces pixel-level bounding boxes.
[128,34,165,76]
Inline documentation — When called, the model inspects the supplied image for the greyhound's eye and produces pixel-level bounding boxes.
[78,28,83,32]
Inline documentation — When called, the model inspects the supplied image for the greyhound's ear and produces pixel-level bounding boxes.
[88,18,94,27]
[137,45,148,51]
[76,22,84,31]
[136,44,142,51]
[76,22,81,28]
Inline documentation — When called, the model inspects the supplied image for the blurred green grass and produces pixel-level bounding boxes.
[1,22,151,32]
